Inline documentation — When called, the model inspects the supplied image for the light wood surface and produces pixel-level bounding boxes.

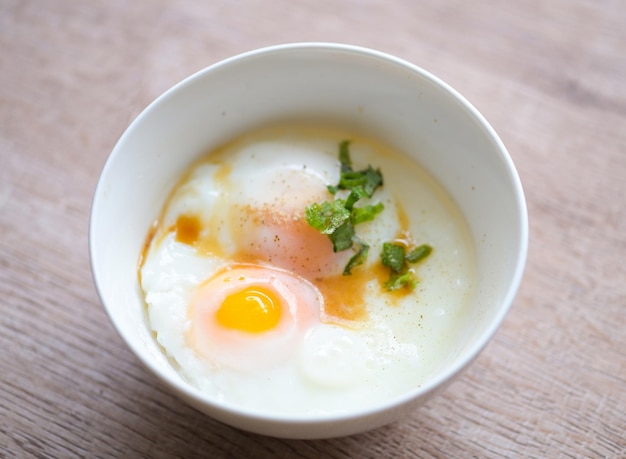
[2,0,625,457]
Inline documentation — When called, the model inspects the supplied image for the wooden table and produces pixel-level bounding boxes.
[2,0,624,457]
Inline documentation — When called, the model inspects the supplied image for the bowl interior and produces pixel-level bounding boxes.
[90,43,527,438]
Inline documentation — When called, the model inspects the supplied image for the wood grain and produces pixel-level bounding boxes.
[1,0,625,457]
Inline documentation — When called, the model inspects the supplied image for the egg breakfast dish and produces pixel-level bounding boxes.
[138,126,476,415]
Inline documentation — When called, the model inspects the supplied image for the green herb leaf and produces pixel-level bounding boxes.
[380,241,432,291]
[305,201,350,235]
[381,242,406,273]
[405,244,433,263]
[339,140,352,172]
[335,167,383,196]
[305,139,389,276]
[344,187,367,211]
[344,238,369,275]
[338,171,368,190]
[352,202,385,225]
[384,271,418,291]
[362,166,383,197]
[330,220,354,252]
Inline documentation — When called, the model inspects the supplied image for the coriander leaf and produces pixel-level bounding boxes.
[343,239,369,275]
[384,271,418,291]
[381,242,405,273]
[352,202,385,224]
[405,244,433,263]
[305,201,350,235]
[330,220,354,252]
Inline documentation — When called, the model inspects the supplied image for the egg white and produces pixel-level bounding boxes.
[140,127,477,415]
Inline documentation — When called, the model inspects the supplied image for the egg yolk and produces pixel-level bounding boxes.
[215,286,282,333]
[186,263,323,371]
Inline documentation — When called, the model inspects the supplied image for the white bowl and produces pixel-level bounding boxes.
[90,43,527,439]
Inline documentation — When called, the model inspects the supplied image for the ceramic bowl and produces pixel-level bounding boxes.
[90,43,527,439]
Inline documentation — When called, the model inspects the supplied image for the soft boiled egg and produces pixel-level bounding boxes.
[187,263,322,372]
[139,126,477,415]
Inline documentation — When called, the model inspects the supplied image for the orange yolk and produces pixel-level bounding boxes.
[215,285,282,333]
[186,263,323,370]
